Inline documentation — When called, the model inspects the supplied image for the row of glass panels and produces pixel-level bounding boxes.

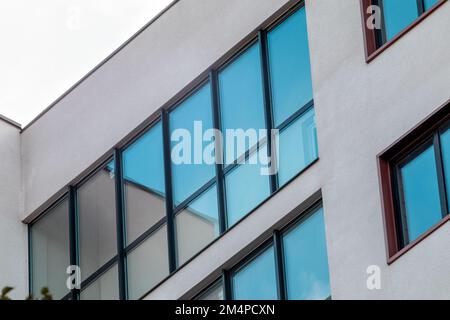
[30,6,320,300]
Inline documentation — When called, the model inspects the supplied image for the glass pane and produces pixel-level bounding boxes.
[196,281,224,300]
[278,108,318,186]
[283,208,330,300]
[170,83,216,205]
[440,127,450,210]
[382,0,419,41]
[219,43,266,163]
[123,122,166,244]
[78,165,117,281]
[232,246,278,300]
[31,199,70,299]
[400,145,442,242]
[225,148,271,227]
[175,185,220,266]
[127,225,169,299]
[424,0,439,11]
[80,264,119,300]
[268,7,313,126]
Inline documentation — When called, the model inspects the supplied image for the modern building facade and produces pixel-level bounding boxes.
[0,0,449,300]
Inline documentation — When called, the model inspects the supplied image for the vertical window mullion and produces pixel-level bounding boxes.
[210,70,228,234]
[114,149,128,300]
[394,166,410,246]
[433,133,449,217]
[273,230,286,300]
[258,30,279,194]
[222,269,232,300]
[417,0,426,15]
[161,109,177,272]
[68,186,80,300]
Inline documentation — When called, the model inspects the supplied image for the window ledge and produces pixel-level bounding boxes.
[387,214,450,265]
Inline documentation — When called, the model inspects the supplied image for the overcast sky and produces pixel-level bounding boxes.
[0,0,172,126]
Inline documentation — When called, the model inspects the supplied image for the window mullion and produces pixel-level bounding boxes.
[222,269,232,300]
[433,133,449,217]
[68,186,80,300]
[417,0,426,15]
[273,230,287,300]
[113,149,128,300]
[210,70,228,234]
[258,30,279,194]
[161,109,177,272]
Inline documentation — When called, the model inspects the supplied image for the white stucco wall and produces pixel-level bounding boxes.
[0,119,27,298]
[15,0,450,299]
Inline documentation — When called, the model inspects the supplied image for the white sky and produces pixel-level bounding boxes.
[0,0,173,126]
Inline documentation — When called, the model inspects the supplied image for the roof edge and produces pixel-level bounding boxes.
[21,0,180,133]
[0,114,22,130]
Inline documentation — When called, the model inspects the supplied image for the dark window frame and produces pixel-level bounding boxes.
[378,100,450,263]
[192,198,329,301]
[360,0,447,62]
[28,0,319,300]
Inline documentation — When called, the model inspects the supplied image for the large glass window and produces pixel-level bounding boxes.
[175,185,220,266]
[267,6,312,127]
[399,143,443,242]
[232,246,278,300]
[123,123,166,244]
[77,164,117,282]
[441,126,450,208]
[170,83,216,205]
[278,107,318,186]
[30,199,70,299]
[219,43,266,163]
[225,148,271,227]
[196,280,224,300]
[126,224,169,300]
[80,264,119,300]
[282,208,330,300]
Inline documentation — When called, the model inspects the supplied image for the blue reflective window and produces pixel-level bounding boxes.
[219,44,266,163]
[283,208,330,300]
[440,126,450,209]
[175,185,220,266]
[123,122,166,244]
[170,83,216,205]
[225,148,271,227]
[267,6,312,127]
[278,108,318,186]
[400,145,442,242]
[424,0,439,10]
[232,246,278,300]
[382,0,419,41]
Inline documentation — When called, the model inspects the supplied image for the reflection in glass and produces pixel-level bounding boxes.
[123,123,166,244]
[225,148,271,227]
[268,6,312,126]
[232,246,278,300]
[78,164,117,281]
[80,264,119,300]
[382,0,419,41]
[127,225,169,300]
[278,108,318,186]
[424,0,439,11]
[440,127,450,209]
[175,185,220,266]
[170,83,216,205]
[219,43,266,163]
[283,208,330,300]
[31,199,70,299]
[400,145,442,242]
[196,281,224,300]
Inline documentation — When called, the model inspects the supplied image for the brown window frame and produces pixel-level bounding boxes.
[378,100,450,264]
[360,0,447,63]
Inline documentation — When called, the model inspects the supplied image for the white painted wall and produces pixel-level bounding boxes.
[14,0,450,299]
[0,120,27,298]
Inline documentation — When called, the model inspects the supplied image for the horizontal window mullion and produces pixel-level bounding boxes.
[80,255,119,290]
[276,99,314,132]
[124,217,167,254]
[172,178,217,215]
